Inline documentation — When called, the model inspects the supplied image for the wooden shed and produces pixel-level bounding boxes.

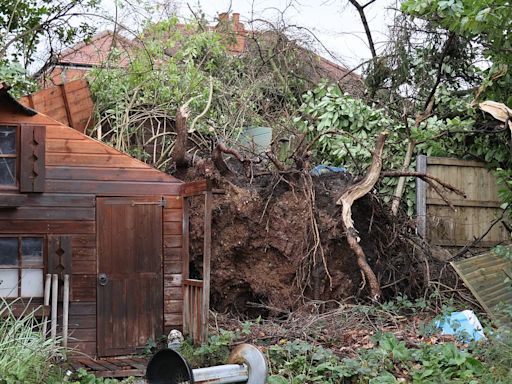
[0,83,206,357]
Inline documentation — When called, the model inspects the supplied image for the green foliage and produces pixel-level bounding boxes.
[179,328,239,368]
[64,368,138,383]
[0,61,37,96]
[297,82,395,171]
[295,82,420,213]
[88,17,314,170]
[266,334,489,383]
[0,0,98,64]
[401,0,512,62]
[0,300,64,384]
[472,326,512,383]
[267,341,354,383]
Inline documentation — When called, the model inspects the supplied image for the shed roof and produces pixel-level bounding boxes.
[0,82,182,187]
[0,83,37,116]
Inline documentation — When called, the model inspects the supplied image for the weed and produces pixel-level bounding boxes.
[179,328,239,368]
[0,299,64,383]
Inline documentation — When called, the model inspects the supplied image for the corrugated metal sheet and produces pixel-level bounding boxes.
[451,247,512,322]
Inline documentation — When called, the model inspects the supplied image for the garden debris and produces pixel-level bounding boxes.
[479,100,512,133]
[451,246,512,324]
[435,310,486,342]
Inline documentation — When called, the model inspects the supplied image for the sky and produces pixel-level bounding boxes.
[100,0,397,71]
[175,0,397,69]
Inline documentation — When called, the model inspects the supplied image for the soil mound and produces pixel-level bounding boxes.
[179,162,427,316]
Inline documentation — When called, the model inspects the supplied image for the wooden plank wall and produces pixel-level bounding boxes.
[0,110,183,356]
[416,156,509,249]
[19,79,94,134]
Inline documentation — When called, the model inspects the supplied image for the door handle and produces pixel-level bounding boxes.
[98,273,109,286]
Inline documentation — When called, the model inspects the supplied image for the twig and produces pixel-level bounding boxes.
[453,207,509,258]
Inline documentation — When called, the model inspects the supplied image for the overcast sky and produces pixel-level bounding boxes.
[175,0,397,69]
[98,0,397,71]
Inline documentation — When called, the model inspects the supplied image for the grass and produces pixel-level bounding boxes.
[0,299,64,383]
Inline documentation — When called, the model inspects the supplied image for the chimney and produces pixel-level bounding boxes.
[218,12,228,23]
[232,13,240,25]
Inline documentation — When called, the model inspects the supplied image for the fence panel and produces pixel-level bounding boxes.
[416,156,509,249]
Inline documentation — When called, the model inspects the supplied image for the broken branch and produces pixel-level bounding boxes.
[382,171,466,211]
[337,131,388,300]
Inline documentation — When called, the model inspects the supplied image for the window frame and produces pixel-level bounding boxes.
[0,124,20,190]
[0,235,46,298]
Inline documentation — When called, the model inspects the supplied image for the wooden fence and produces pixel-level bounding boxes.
[19,79,94,133]
[416,156,509,249]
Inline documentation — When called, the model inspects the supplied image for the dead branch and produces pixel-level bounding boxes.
[212,142,259,177]
[347,0,377,60]
[266,150,287,172]
[337,131,388,300]
[382,171,466,211]
[453,207,510,258]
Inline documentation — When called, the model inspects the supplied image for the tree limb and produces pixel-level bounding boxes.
[337,131,388,300]
[347,0,377,59]
[382,171,466,211]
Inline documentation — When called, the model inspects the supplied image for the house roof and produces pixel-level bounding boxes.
[56,30,135,67]
[38,13,362,93]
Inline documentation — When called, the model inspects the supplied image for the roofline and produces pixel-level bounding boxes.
[57,30,136,63]
[0,83,37,116]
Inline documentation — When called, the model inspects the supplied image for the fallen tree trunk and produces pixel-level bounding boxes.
[337,131,388,300]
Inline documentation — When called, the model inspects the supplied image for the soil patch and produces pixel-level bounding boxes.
[177,162,446,315]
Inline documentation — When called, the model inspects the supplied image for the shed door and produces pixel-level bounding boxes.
[97,197,163,357]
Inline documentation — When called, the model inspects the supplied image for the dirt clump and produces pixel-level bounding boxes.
[180,163,426,316]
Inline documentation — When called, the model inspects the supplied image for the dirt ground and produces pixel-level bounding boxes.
[178,161,441,316]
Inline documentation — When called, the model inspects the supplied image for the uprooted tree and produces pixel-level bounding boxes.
[80,4,511,307]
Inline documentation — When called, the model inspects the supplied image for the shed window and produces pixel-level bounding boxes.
[0,236,44,298]
[0,126,17,187]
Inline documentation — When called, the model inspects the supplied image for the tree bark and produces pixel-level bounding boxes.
[172,105,190,168]
[337,131,388,300]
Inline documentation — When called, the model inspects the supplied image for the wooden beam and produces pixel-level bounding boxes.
[181,179,209,197]
[426,198,502,208]
[426,157,486,168]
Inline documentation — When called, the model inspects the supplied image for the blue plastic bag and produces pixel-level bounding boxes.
[310,165,347,176]
[435,310,486,342]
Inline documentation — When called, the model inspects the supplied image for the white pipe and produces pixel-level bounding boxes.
[193,364,248,384]
[62,274,70,352]
[50,274,58,342]
[42,274,51,338]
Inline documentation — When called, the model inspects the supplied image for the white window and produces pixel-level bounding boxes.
[0,237,44,298]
